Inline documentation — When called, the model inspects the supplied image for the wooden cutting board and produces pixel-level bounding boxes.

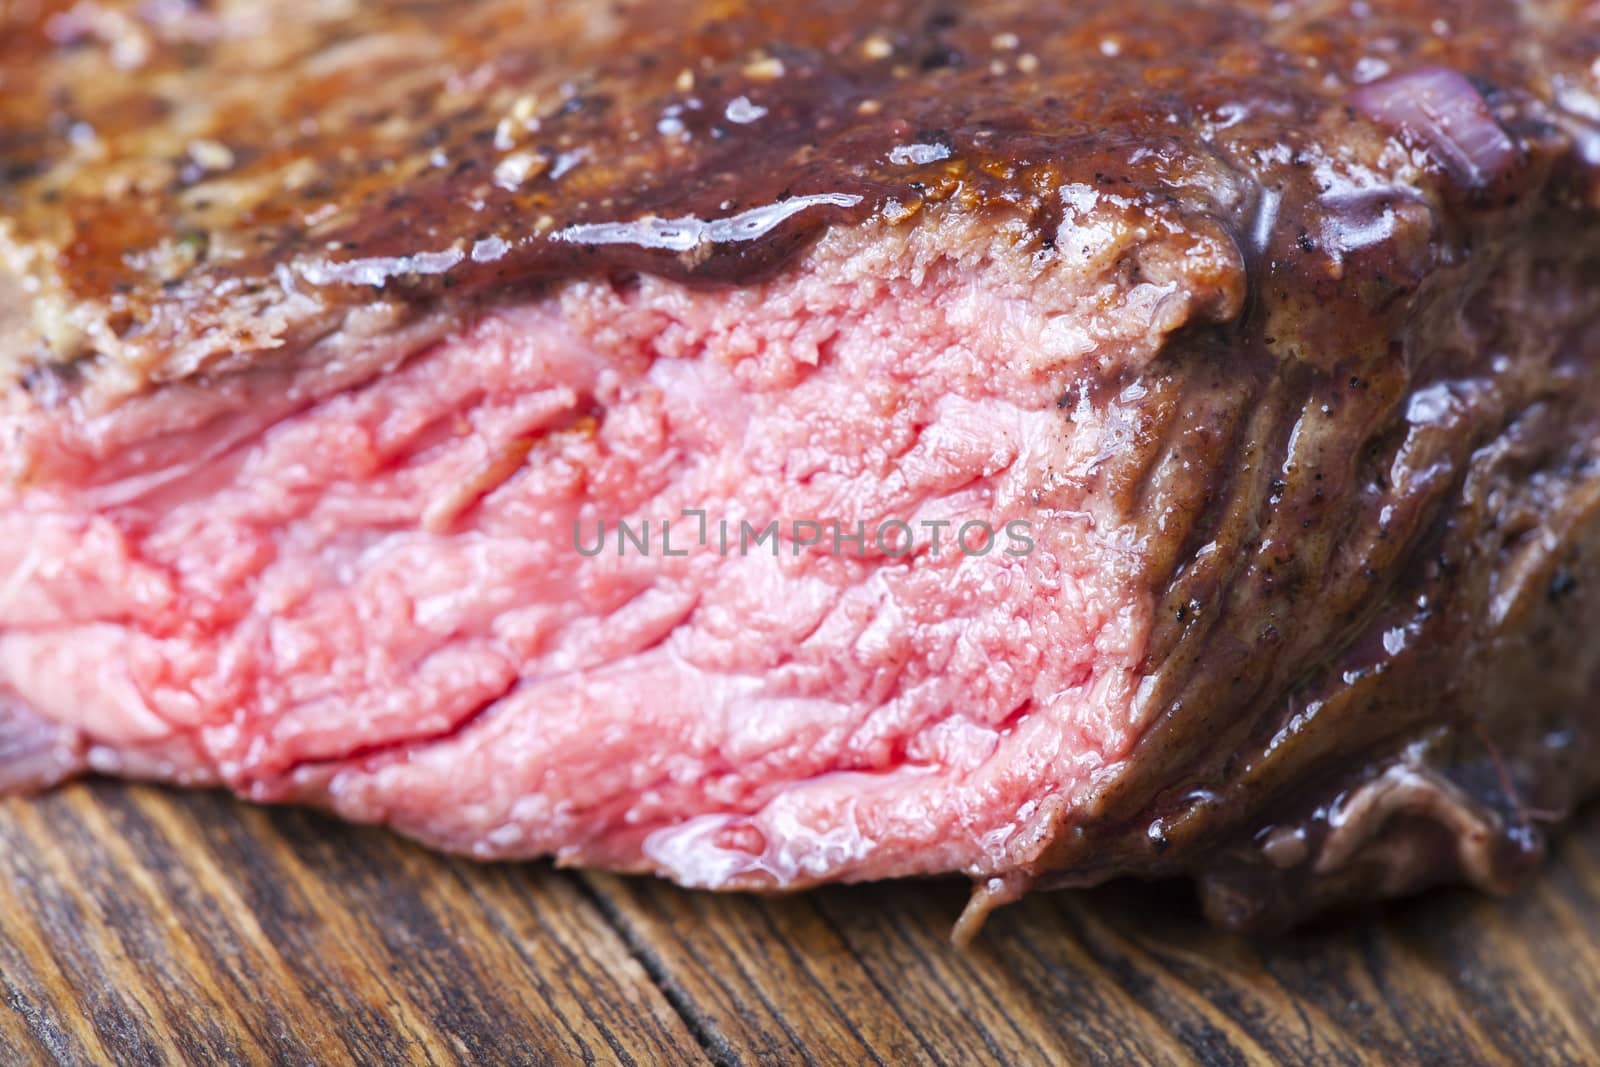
[1,781,1596,1065]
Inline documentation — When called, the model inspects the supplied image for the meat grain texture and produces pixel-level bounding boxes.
[3,0,1600,933]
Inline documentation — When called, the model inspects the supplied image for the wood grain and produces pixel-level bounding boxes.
[2,782,1599,1065]
[0,784,701,1066]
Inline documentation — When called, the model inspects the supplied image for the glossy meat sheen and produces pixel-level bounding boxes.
[5,1,1600,933]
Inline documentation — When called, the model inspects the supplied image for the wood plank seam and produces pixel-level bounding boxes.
[571,873,730,1066]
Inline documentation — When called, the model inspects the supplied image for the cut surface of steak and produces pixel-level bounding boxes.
[4,0,1600,932]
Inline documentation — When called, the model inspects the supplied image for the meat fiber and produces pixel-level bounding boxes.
[4,0,1600,933]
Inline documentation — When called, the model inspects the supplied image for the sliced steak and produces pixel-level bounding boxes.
[3,0,1600,933]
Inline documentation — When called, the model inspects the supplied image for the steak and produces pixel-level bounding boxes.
[4,0,1600,934]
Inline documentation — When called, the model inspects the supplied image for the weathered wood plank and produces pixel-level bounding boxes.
[0,783,708,1066]
[582,872,923,1066]
[4,780,1600,1065]
[588,814,1600,1066]
[590,874,1251,1067]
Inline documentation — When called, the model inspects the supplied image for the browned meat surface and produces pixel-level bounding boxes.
[2,0,1600,933]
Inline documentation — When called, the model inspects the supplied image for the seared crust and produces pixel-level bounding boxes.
[1025,212,1600,930]
[2,0,1598,403]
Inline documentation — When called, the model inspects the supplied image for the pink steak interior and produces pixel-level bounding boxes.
[0,204,1232,888]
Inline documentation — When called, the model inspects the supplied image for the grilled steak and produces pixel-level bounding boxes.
[4,0,1600,934]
